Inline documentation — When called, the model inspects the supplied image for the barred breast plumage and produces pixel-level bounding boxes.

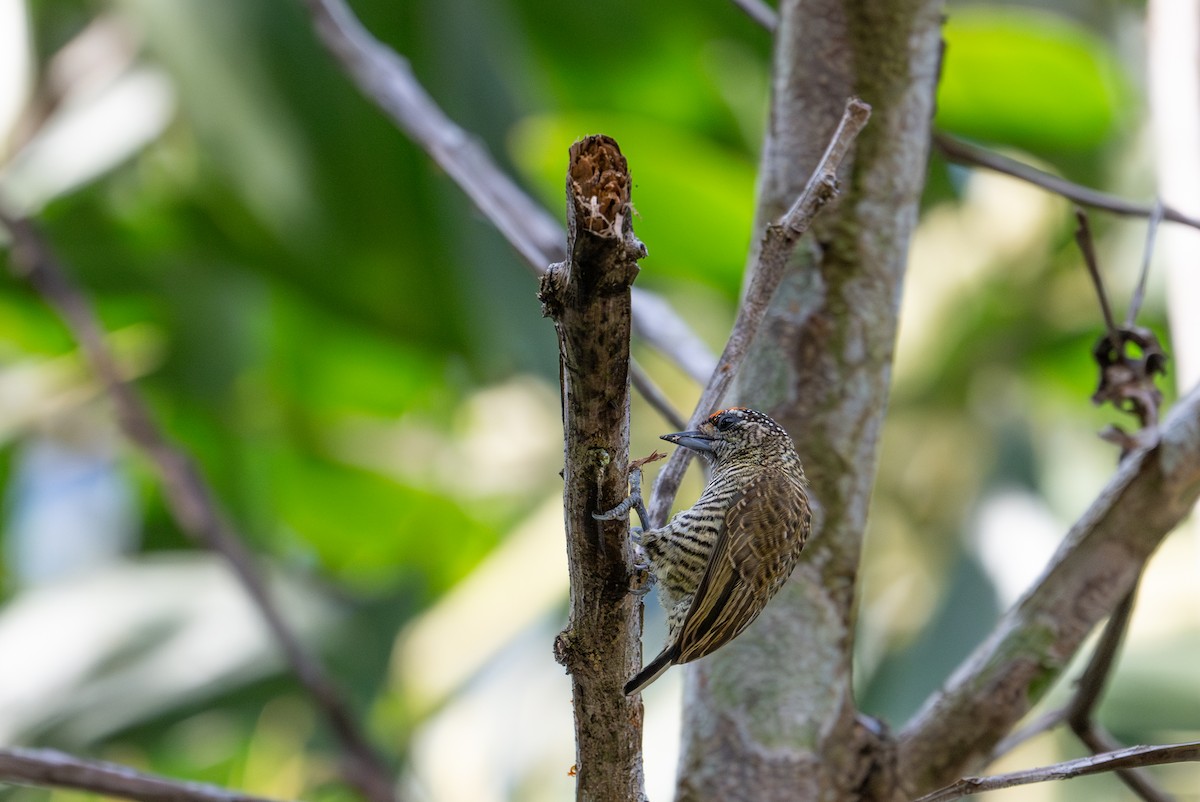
[626,407,810,695]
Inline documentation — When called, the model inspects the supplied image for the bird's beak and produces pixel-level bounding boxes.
[660,430,716,453]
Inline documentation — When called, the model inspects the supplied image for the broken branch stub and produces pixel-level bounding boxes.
[539,135,648,802]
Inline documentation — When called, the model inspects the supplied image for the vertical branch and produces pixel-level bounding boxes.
[538,136,648,802]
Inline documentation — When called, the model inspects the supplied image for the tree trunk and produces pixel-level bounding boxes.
[675,2,943,800]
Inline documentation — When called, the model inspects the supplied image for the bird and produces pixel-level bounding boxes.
[610,406,811,696]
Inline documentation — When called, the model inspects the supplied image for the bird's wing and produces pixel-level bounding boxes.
[673,471,806,664]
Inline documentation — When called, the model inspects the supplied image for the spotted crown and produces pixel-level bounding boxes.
[705,407,790,438]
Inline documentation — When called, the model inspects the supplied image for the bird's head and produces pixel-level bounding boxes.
[660,407,795,465]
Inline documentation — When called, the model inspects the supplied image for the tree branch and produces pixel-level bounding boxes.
[674,3,941,795]
[301,0,717,386]
[933,132,1200,231]
[1072,722,1172,802]
[0,748,288,802]
[0,209,396,802]
[1074,209,1120,341]
[646,96,871,527]
[992,586,1170,802]
[897,378,1200,794]
[538,135,648,802]
[631,363,687,431]
[912,741,1200,802]
[1064,582,1170,802]
[986,224,1172,801]
[1127,200,1163,326]
[729,0,779,31]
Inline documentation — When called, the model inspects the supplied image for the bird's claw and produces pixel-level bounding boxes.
[593,495,636,521]
[629,558,654,596]
[630,577,654,597]
[593,452,666,597]
[592,451,665,528]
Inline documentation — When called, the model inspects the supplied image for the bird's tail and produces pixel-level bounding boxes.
[624,645,680,696]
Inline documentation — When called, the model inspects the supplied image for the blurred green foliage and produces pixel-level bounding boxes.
[0,1,1194,801]
[936,7,1134,153]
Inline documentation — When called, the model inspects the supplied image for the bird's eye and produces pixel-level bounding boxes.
[715,414,737,432]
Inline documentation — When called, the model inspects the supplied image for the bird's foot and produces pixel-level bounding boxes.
[592,450,667,528]
[629,547,654,596]
[593,495,637,521]
[593,451,666,597]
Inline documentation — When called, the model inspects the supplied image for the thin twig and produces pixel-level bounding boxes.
[646,97,872,526]
[912,741,1200,802]
[933,132,1200,231]
[629,287,719,382]
[1066,586,1137,726]
[630,360,687,431]
[989,587,1140,764]
[1061,230,1167,800]
[1064,584,1170,802]
[897,380,1200,791]
[1073,723,1173,802]
[1074,209,1119,342]
[1062,219,1169,797]
[988,708,1067,760]
[1127,200,1164,326]
[301,0,717,385]
[0,748,288,802]
[303,0,557,268]
[729,0,779,31]
[0,209,396,802]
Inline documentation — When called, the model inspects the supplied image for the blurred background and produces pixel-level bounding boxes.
[0,1,1197,801]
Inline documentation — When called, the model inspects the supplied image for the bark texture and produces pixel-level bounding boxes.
[675,2,944,801]
[539,136,648,802]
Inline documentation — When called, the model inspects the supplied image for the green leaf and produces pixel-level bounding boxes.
[268,290,448,421]
[937,8,1132,151]
[268,448,500,595]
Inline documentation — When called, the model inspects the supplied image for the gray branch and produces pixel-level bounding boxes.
[631,364,688,431]
[0,747,289,802]
[912,741,1200,802]
[730,0,779,31]
[898,379,1200,794]
[934,132,1200,231]
[302,0,716,386]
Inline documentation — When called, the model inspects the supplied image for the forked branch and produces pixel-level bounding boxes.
[898,378,1200,794]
